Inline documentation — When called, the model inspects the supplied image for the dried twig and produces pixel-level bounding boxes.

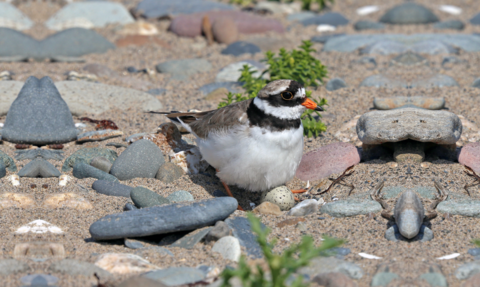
[311,165,355,196]
[201,16,214,46]
[464,166,480,196]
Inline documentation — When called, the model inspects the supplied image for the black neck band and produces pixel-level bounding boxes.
[246,101,301,131]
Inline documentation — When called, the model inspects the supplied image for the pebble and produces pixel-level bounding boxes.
[62,148,117,172]
[156,59,212,81]
[385,224,433,242]
[468,248,480,256]
[287,199,323,217]
[312,272,357,287]
[356,108,462,145]
[156,162,184,184]
[92,180,133,198]
[225,217,264,259]
[373,96,445,110]
[18,158,61,178]
[0,162,5,179]
[89,156,113,173]
[320,197,381,218]
[205,221,231,242]
[90,197,238,240]
[143,267,205,286]
[418,272,447,287]
[455,261,480,279]
[0,150,17,171]
[215,61,264,83]
[296,142,360,181]
[110,139,165,180]
[73,162,119,182]
[354,20,385,31]
[437,198,480,217]
[2,76,77,145]
[135,0,234,18]
[434,20,465,30]
[124,203,137,211]
[147,88,167,95]
[199,82,243,95]
[48,259,112,279]
[310,33,345,44]
[20,274,59,286]
[117,276,164,287]
[15,148,63,161]
[458,143,480,173]
[370,272,399,286]
[44,193,93,210]
[166,190,194,203]
[261,186,295,211]
[332,247,351,257]
[325,78,347,91]
[253,202,282,216]
[77,130,123,143]
[131,187,170,208]
[124,239,144,249]
[171,227,212,249]
[95,253,159,274]
[300,12,349,27]
[221,41,261,56]
[45,2,134,30]
[472,78,480,88]
[471,13,480,25]
[0,259,31,276]
[287,12,316,22]
[212,17,238,44]
[379,3,439,24]
[298,257,363,279]
[212,236,241,262]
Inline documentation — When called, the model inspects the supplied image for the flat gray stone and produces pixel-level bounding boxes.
[0,3,33,30]
[89,197,238,240]
[298,257,363,279]
[135,0,234,18]
[124,239,144,249]
[92,180,132,197]
[156,162,184,184]
[0,259,31,276]
[300,12,349,27]
[62,147,117,172]
[434,20,465,30]
[48,259,111,279]
[167,190,194,203]
[371,272,399,287]
[419,272,447,287]
[411,74,458,88]
[325,78,347,91]
[143,267,205,286]
[205,221,231,242]
[2,76,78,145]
[156,59,212,81]
[379,3,439,24]
[221,41,261,57]
[374,96,445,110]
[21,274,58,286]
[170,227,212,249]
[0,150,17,171]
[360,41,407,55]
[131,186,170,208]
[73,162,118,182]
[354,20,385,31]
[321,198,381,217]
[90,156,113,173]
[356,108,462,145]
[437,199,480,217]
[18,158,61,178]
[15,148,64,161]
[473,78,480,88]
[225,217,264,259]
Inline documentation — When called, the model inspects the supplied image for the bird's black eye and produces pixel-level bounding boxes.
[281,91,294,100]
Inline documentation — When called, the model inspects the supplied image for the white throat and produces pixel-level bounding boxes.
[253,97,306,120]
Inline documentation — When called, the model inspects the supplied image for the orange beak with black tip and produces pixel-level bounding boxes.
[302,98,324,111]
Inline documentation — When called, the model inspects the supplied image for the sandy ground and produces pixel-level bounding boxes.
[1,0,480,286]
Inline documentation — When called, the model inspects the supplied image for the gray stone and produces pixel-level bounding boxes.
[471,13,480,25]
[325,78,347,91]
[89,197,238,240]
[135,247,174,258]
[135,0,234,18]
[374,96,445,110]
[321,198,381,217]
[15,148,64,161]
[159,232,188,246]
[409,41,458,55]
[18,158,61,178]
[472,78,480,88]
[286,12,316,22]
[0,162,5,179]
[73,162,118,182]
[147,88,166,96]
[212,236,241,262]
[205,221,231,242]
[437,199,480,217]
[124,203,137,211]
[156,59,212,81]
[45,2,134,30]
[360,41,407,55]
[225,217,264,259]
[385,224,433,242]
[456,261,480,279]
[110,139,164,180]
[221,41,261,57]
[156,162,184,184]
[131,186,170,208]
[371,272,399,287]
[360,75,407,88]
[331,247,351,257]
[143,267,205,286]
[298,257,363,279]
[125,239,144,249]
[354,20,385,31]
[21,274,59,286]
[90,156,113,173]
[379,3,439,24]
[311,33,345,45]
[0,150,16,171]
[167,190,194,203]
[300,12,349,27]
[170,227,212,249]
[55,81,163,116]
[356,108,462,145]
[215,61,264,83]
[287,199,321,217]
[198,82,243,95]
[92,180,133,198]
[434,20,465,30]
[0,259,31,276]
[62,147,117,172]
[469,248,480,256]
[391,52,428,67]
[419,272,447,287]
[48,259,111,279]
[0,3,33,30]
[2,76,77,145]
[0,28,37,59]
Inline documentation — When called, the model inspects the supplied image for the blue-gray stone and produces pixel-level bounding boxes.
[73,162,118,182]
[300,12,349,27]
[0,162,5,179]
[0,28,37,58]
[199,82,243,95]
[311,33,345,44]
[135,246,174,258]
[331,247,351,256]
[411,74,458,88]
[286,12,316,22]
[0,3,33,30]
[225,217,264,259]
[110,139,164,180]
[124,203,138,211]
[456,261,480,280]
[381,186,407,199]
[385,224,433,242]
[2,76,77,145]
[434,20,465,30]
[325,78,347,91]
[410,41,458,55]
[379,3,439,24]
[135,0,234,18]
[371,272,399,287]
[92,180,132,197]
[419,272,447,287]
[438,198,480,217]
[18,158,61,178]
[45,2,134,30]
[170,227,212,249]
[15,148,63,161]
[468,248,480,256]
[62,147,117,172]
[221,41,261,57]
[156,162,184,184]
[89,156,112,173]
[131,186,170,208]
[89,197,238,240]
[320,198,382,217]
[21,274,58,286]
[156,59,212,81]
[298,257,363,279]
[354,20,385,31]
[167,190,194,203]
[0,259,30,276]
[360,75,407,88]
[143,267,205,286]
[124,239,144,249]
[471,13,480,25]
[0,150,16,171]
[360,41,407,55]
[147,88,167,95]
[472,78,480,88]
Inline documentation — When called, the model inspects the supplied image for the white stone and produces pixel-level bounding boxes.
[356,5,380,15]
[437,253,461,260]
[287,199,324,217]
[316,25,336,33]
[358,252,382,259]
[439,5,462,15]
[170,147,209,174]
[212,236,241,262]
[16,220,63,234]
[215,62,264,83]
[255,1,301,14]
[95,253,160,274]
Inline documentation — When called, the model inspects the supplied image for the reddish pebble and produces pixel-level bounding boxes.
[212,17,238,44]
[295,142,360,181]
[458,142,480,173]
[15,144,30,149]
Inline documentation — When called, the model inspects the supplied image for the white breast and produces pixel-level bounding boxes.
[196,124,304,191]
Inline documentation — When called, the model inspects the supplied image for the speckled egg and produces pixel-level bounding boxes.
[261,186,295,211]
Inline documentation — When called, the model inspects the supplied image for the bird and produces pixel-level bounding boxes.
[151,80,323,207]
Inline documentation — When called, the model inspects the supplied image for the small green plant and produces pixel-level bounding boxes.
[218,40,328,137]
[297,0,334,10]
[221,213,344,287]
[230,0,255,6]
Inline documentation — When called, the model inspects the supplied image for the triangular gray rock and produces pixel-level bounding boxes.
[2,76,77,145]
[18,158,61,178]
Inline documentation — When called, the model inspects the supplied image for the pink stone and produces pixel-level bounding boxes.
[169,11,284,37]
[295,142,361,181]
[458,142,480,172]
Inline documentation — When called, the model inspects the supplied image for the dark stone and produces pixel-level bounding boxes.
[125,239,144,249]
[92,180,132,197]
[0,162,5,179]
[62,147,117,172]
[155,162,184,184]
[310,33,345,44]
[379,3,439,24]
[434,20,465,30]
[170,227,212,249]
[325,78,347,91]
[471,13,480,25]
[225,217,264,259]
[124,203,138,211]
[2,76,77,145]
[300,12,349,27]
[221,41,261,56]
[0,150,16,171]
[18,158,61,178]
[15,148,63,161]
[130,186,170,208]
[205,221,231,242]
[73,162,119,182]
[354,20,385,31]
[472,78,480,88]
[89,197,238,240]
[198,82,243,95]
[135,0,234,19]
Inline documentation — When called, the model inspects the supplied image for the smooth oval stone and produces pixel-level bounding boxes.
[167,190,194,203]
[136,0,234,18]
[472,13,480,25]
[124,239,144,249]
[320,199,381,217]
[300,12,349,27]
[92,180,133,198]
[394,191,424,239]
[0,162,6,179]
[360,41,407,55]
[212,236,241,262]
[0,28,38,59]
[419,272,447,287]
[374,96,445,110]
[371,272,399,287]
[62,147,117,172]
[2,76,77,145]
[110,139,164,180]
[156,59,212,81]
[73,162,118,182]
[325,78,347,91]
[21,274,59,286]
[356,108,462,145]
[0,150,15,172]
[155,162,184,184]
[468,248,480,256]
[89,197,238,240]
[90,156,113,173]
[124,203,137,211]
[379,3,439,24]
[434,20,465,30]
[18,158,61,178]
[354,20,385,31]
[437,199,480,217]
[143,267,205,286]
[221,41,261,56]
[410,40,457,55]
[131,187,170,208]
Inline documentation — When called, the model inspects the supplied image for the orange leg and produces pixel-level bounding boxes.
[217,170,244,211]
[291,189,307,194]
